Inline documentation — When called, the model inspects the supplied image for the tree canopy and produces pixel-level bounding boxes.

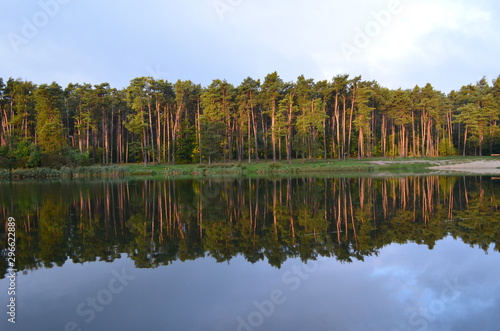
[1,74,499,167]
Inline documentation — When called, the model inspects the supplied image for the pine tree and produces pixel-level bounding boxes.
[34,83,66,154]
[261,72,283,162]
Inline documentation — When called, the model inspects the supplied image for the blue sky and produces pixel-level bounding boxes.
[1,0,499,92]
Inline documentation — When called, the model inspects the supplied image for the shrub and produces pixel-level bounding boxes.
[438,138,457,156]
[0,169,9,179]
[14,158,29,168]
[0,145,8,157]
[269,163,281,170]
[62,148,93,166]
[27,147,42,168]
[0,156,11,169]
[41,153,71,169]
[10,140,32,159]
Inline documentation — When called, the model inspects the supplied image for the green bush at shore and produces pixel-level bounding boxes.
[0,165,130,180]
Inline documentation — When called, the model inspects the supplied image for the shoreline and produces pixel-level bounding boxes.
[366,159,500,175]
[427,160,500,175]
[1,157,500,181]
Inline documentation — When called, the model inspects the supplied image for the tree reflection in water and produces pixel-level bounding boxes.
[1,176,499,276]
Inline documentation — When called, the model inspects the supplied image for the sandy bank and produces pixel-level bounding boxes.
[428,160,500,174]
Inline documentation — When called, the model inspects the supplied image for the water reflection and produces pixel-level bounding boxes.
[1,176,499,276]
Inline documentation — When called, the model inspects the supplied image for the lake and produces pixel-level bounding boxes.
[1,175,499,331]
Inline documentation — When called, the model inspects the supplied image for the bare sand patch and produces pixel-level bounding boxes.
[368,160,443,166]
[428,160,500,174]
[367,159,500,175]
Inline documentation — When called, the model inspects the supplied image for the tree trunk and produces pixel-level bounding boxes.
[341,96,346,159]
[411,111,416,156]
[156,99,162,163]
[333,92,340,159]
[347,91,355,158]
[197,101,202,163]
[381,115,387,156]
[463,126,468,156]
[271,105,276,162]
[147,102,155,164]
[248,111,252,163]
[251,109,259,161]
[358,127,364,159]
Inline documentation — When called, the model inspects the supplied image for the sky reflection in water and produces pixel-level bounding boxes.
[1,236,499,331]
[0,176,499,330]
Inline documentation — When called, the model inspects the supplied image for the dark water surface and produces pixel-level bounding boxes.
[1,176,499,331]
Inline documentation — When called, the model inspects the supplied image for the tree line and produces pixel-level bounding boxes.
[1,73,499,167]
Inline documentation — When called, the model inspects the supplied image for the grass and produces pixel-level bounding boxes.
[128,156,496,178]
[0,165,131,181]
[127,159,373,177]
[2,156,496,181]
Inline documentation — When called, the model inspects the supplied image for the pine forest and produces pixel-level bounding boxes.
[1,73,499,168]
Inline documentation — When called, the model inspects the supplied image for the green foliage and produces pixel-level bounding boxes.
[127,141,143,163]
[0,145,8,157]
[5,141,41,168]
[40,153,72,169]
[438,137,457,156]
[27,146,42,168]
[124,111,147,135]
[0,164,129,180]
[268,162,281,169]
[199,121,225,164]
[62,148,93,166]
[35,83,66,153]
[175,121,197,164]
[1,74,500,169]
[0,156,11,169]
[10,140,33,159]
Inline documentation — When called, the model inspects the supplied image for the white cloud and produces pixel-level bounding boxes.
[325,0,496,90]
[0,0,498,91]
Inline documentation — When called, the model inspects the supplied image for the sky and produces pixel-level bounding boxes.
[1,0,499,93]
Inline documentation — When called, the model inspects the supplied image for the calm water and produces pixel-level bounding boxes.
[1,176,499,331]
